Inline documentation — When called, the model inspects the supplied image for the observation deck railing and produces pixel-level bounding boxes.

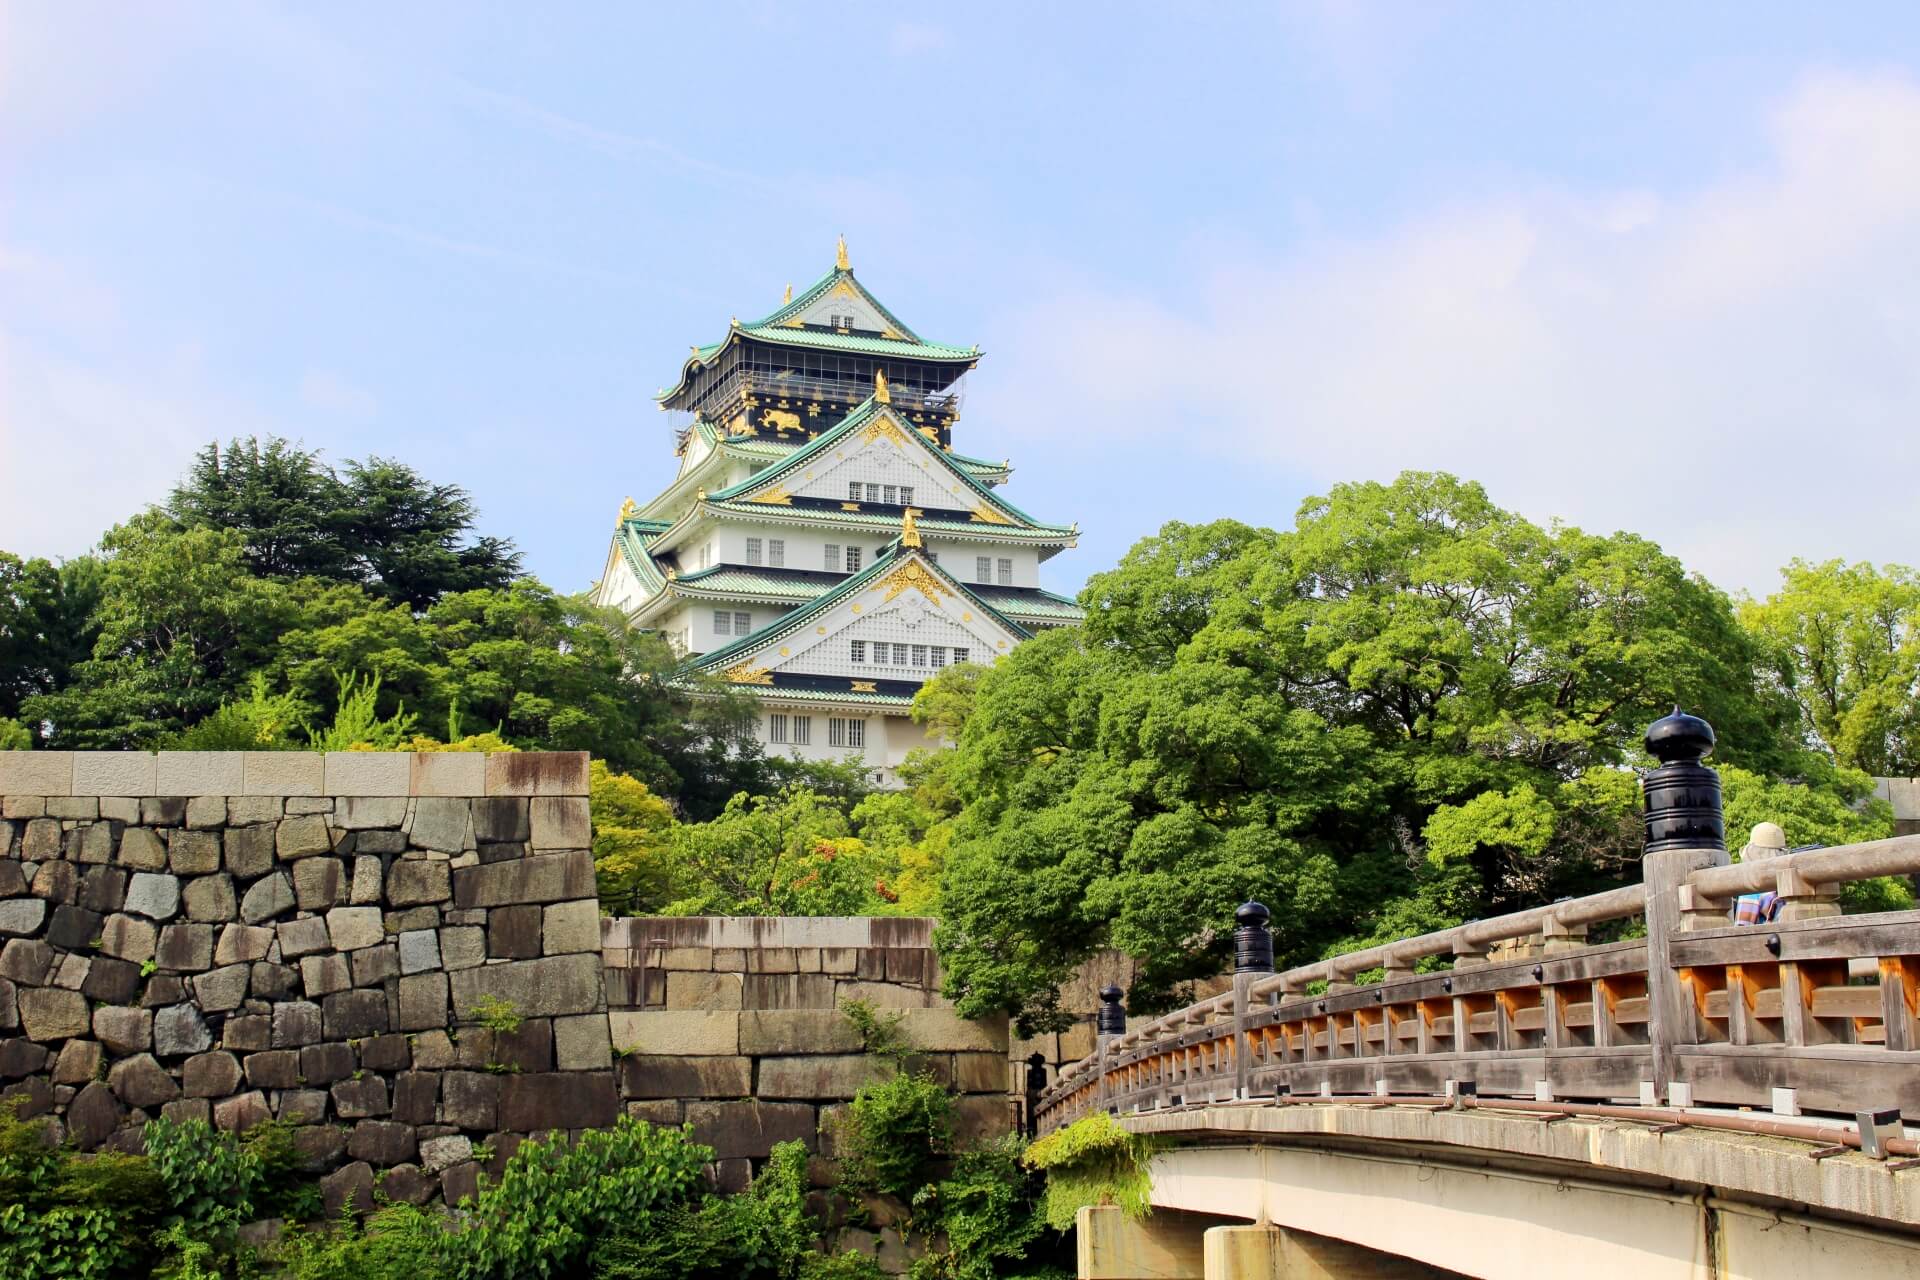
[1035,712,1920,1149]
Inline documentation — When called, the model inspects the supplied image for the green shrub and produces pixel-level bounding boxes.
[833,1068,954,1200]
[908,1135,1048,1280]
[1022,1112,1160,1232]
[590,1139,819,1279]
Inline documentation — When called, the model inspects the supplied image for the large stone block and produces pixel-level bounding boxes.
[181,873,236,922]
[109,1052,179,1107]
[409,797,473,853]
[155,751,243,796]
[276,916,331,959]
[484,752,589,797]
[0,939,50,985]
[499,1071,619,1131]
[184,795,227,830]
[154,1004,212,1056]
[293,857,345,910]
[442,925,486,970]
[23,817,64,860]
[755,1055,892,1100]
[118,827,169,872]
[617,1055,752,1100]
[472,796,530,843]
[67,1080,122,1150]
[335,797,407,830]
[47,904,102,951]
[412,753,485,797]
[738,1010,865,1056]
[192,963,251,1012]
[450,953,603,1020]
[347,1119,416,1166]
[244,1049,300,1089]
[74,822,115,864]
[276,815,333,860]
[350,856,383,904]
[52,1038,102,1084]
[331,1075,390,1118]
[0,899,46,937]
[125,872,181,921]
[326,906,385,953]
[897,1010,1006,1053]
[0,1037,48,1079]
[397,971,449,1031]
[419,1133,472,1173]
[392,1071,439,1125]
[227,796,281,824]
[553,1013,612,1070]
[223,825,275,879]
[94,1006,153,1054]
[213,1089,272,1133]
[272,1001,322,1047]
[529,796,590,849]
[398,929,440,974]
[543,900,600,956]
[300,1041,355,1084]
[835,981,933,1009]
[320,1161,375,1217]
[742,974,837,1010]
[324,753,409,797]
[300,952,351,997]
[488,904,542,958]
[242,751,324,797]
[352,943,400,987]
[453,851,593,908]
[182,1050,242,1097]
[239,871,295,924]
[72,752,155,797]
[214,923,274,966]
[324,989,390,1039]
[98,914,158,963]
[953,1053,1008,1094]
[440,1070,499,1129]
[666,971,745,1011]
[608,1009,738,1056]
[168,829,221,875]
[19,987,89,1042]
[0,750,72,795]
[686,1100,818,1159]
[387,860,453,907]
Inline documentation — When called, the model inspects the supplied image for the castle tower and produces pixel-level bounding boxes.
[592,242,1083,785]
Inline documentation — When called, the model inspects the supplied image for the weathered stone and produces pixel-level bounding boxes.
[45,904,101,951]
[617,1055,751,1099]
[154,1004,212,1056]
[184,795,227,830]
[22,818,63,859]
[49,951,90,990]
[276,815,333,860]
[738,1010,865,1056]
[321,1161,375,1217]
[393,929,439,975]
[496,1020,553,1073]
[0,862,21,898]
[379,1162,435,1205]
[181,873,236,921]
[0,898,49,936]
[396,971,449,1030]
[408,797,473,853]
[381,1070,434,1125]
[0,939,53,985]
[609,1009,738,1056]
[386,905,440,932]
[498,1071,618,1131]
[224,825,276,879]
[52,1038,103,1085]
[359,1033,410,1072]
[554,1014,613,1071]
[155,923,214,972]
[687,1100,818,1160]
[386,860,452,906]
[140,797,187,826]
[19,987,89,1041]
[243,750,323,799]
[142,974,187,1007]
[72,822,116,864]
[355,829,406,854]
[293,857,345,910]
[192,963,252,1012]
[0,977,13,1032]
[454,850,592,908]
[78,866,128,914]
[244,1049,300,1089]
[2,794,45,818]
[351,943,400,987]
[301,1041,355,1084]
[755,1055,891,1100]
[323,989,389,1039]
[441,1160,483,1206]
[30,859,76,905]
[299,953,351,997]
[741,974,837,1010]
[350,856,383,904]
[228,796,284,824]
[68,1081,123,1150]
[94,1006,153,1054]
[667,971,746,1011]
[440,926,486,970]
[250,961,298,1000]
[271,1001,322,1047]
[347,1119,416,1166]
[529,797,590,850]
[953,1053,1006,1093]
[285,797,334,815]
[472,796,530,843]
[335,796,407,830]
[182,1050,243,1097]
[331,1075,390,1118]
[476,841,523,864]
[159,1098,210,1126]
[109,1052,180,1107]
[417,1133,472,1174]
[239,871,294,924]
[214,923,275,965]
[275,916,331,959]
[487,903,543,958]
[440,1070,499,1129]
[97,913,157,963]
[542,900,599,956]
[223,1014,272,1051]
[0,1037,48,1079]
[897,1009,1006,1053]
[279,1088,329,1125]
[168,829,222,875]
[452,953,601,1020]
[98,797,140,823]
[323,905,383,953]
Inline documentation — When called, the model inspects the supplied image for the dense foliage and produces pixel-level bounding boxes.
[1022,1113,1160,1233]
[928,474,1902,1029]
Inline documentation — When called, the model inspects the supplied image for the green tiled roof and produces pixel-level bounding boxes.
[693,683,915,709]
[970,586,1087,622]
[700,498,1072,541]
[669,565,837,601]
[702,421,1010,481]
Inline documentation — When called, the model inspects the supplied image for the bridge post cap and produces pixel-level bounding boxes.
[1235,901,1272,929]
[1099,984,1125,1004]
[1645,707,1715,763]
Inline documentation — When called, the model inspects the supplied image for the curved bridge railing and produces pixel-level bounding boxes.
[1037,711,1920,1152]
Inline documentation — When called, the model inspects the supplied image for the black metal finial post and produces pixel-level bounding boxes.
[1234,901,1275,974]
[1642,707,1724,854]
[1096,984,1126,1036]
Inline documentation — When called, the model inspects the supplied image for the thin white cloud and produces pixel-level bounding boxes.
[298,370,377,422]
[996,69,1920,594]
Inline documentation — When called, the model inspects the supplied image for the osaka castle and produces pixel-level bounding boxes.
[591,239,1084,785]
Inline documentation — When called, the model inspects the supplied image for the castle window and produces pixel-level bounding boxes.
[892,643,909,666]
[953,647,970,665]
[912,645,927,668]
[846,547,862,573]
[713,610,731,636]
[825,544,841,571]
[746,538,763,566]
[849,483,861,502]
[828,717,848,747]
[769,714,788,744]
[850,640,866,664]
[866,483,882,503]
[768,539,785,568]
[900,486,914,506]
[792,715,812,746]
[883,485,897,505]
[735,612,751,634]
[848,719,866,748]
[930,647,947,669]
[998,558,1013,586]
[976,556,992,583]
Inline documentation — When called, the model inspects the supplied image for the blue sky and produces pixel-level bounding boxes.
[6,4,1920,598]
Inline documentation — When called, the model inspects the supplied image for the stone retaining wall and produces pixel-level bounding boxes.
[0,749,609,1213]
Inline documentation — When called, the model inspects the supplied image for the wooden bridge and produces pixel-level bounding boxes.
[1034,713,1920,1278]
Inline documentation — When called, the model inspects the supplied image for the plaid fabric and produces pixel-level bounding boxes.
[1734,891,1780,925]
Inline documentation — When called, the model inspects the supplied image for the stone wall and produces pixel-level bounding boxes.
[1874,776,1920,836]
[0,749,610,1213]
[601,915,1010,1192]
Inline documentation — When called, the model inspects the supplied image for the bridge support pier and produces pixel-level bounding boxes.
[1202,1224,1443,1278]
[1077,1204,1206,1278]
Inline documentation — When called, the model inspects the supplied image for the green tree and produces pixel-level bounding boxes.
[0,551,103,723]
[1740,559,1920,775]
[935,474,1805,1031]
[663,788,902,916]
[592,760,679,914]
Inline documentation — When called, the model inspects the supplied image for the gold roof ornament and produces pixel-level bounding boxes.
[783,283,793,304]
[617,496,638,522]
[836,235,850,271]
[900,507,922,549]
[874,369,890,404]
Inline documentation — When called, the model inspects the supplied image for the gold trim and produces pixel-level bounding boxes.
[850,680,877,693]
[880,561,949,606]
[968,503,1013,526]
[783,283,793,304]
[762,408,801,433]
[900,508,922,549]
[860,416,911,447]
[778,647,790,657]
[836,235,850,270]
[617,496,638,522]
[749,485,794,506]
[723,662,773,686]
[841,502,862,512]
[874,369,890,404]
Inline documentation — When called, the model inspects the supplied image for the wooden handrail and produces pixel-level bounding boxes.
[1686,833,1920,899]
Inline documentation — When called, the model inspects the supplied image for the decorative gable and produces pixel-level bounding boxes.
[776,409,977,511]
[789,278,904,338]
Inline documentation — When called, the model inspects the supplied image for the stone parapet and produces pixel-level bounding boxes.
[0,751,589,800]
